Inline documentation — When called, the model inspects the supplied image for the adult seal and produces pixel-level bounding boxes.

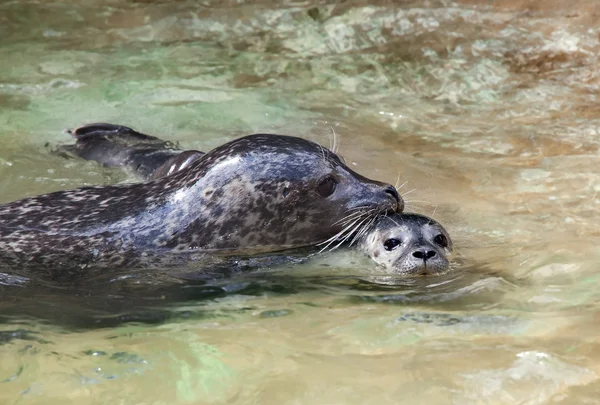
[357,213,453,276]
[0,124,402,270]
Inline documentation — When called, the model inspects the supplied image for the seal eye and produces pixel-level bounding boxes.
[434,234,448,248]
[316,176,338,198]
[383,238,401,251]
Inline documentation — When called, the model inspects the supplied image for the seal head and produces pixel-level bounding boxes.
[358,213,453,276]
[157,134,402,254]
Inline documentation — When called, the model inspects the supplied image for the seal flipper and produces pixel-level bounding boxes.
[149,149,205,179]
[58,123,204,180]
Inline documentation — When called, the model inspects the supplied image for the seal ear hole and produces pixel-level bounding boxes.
[434,234,448,248]
[282,187,290,197]
[383,238,401,251]
[316,176,338,198]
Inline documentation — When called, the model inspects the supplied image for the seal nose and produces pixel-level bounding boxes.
[383,185,403,212]
[412,250,436,261]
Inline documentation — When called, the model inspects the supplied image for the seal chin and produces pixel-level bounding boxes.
[392,256,449,276]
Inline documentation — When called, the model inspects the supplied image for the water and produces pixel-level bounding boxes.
[1,0,600,403]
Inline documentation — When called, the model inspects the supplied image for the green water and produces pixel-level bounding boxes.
[2,0,600,403]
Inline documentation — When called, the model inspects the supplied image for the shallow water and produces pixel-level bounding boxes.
[2,0,600,403]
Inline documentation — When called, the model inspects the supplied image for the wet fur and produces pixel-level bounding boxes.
[0,127,400,270]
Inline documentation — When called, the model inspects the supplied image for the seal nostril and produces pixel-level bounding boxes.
[383,185,401,205]
[412,250,436,260]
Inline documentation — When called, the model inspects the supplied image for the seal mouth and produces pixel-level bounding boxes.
[416,266,432,276]
[403,261,450,277]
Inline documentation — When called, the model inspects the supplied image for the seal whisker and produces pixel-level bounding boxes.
[318,211,371,252]
[358,216,377,242]
[318,142,327,163]
[350,215,377,246]
[345,205,372,212]
[329,126,339,154]
[325,214,372,252]
[402,188,417,197]
[337,216,364,228]
[394,176,407,191]
[431,206,438,219]
[332,205,375,227]
[340,207,378,248]
[343,212,376,245]
[404,203,428,209]
[402,202,429,211]
[333,210,367,226]
[404,204,428,212]
[396,179,408,191]
[317,218,362,249]
[332,208,380,241]
[329,218,368,252]
[337,210,374,227]
[384,215,401,227]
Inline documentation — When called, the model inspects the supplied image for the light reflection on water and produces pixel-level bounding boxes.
[1,0,600,403]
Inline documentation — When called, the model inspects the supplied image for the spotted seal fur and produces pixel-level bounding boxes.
[0,125,401,270]
[357,213,453,276]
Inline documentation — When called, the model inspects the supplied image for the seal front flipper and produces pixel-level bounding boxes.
[57,123,204,180]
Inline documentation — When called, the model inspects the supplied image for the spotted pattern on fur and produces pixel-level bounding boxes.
[0,134,401,270]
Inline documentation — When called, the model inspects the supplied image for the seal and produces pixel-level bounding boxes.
[0,124,402,270]
[356,213,453,276]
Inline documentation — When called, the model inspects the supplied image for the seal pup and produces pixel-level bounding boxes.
[356,213,453,276]
[0,127,401,270]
